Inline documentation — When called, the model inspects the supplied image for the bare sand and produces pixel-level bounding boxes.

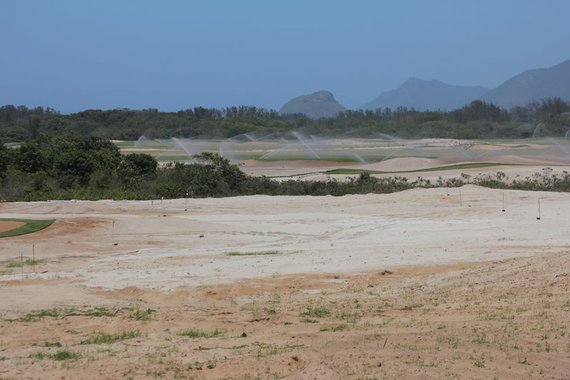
[1,186,570,378]
[0,220,25,233]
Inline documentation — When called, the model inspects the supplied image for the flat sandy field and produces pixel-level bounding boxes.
[1,185,570,379]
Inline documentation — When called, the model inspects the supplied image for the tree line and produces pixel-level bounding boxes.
[1,98,569,143]
[1,135,569,202]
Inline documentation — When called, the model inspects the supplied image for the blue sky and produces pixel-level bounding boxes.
[1,0,569,112]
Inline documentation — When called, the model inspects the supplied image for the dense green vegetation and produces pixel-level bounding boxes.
[1,135,569,201]
[1,98,569,143]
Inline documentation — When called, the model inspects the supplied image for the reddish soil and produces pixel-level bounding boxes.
[0,220,25,233]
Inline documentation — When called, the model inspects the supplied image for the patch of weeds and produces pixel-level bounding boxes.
[6,259,47,268]
[404,357,437,368]
[16,307,118,322]
[255,343,304,358]
[473,354,486,368]
[188,360,216,370]
[300,318,319,324]
[518,357,530,365]
[129,307,156,321]
[42,341,62,347]
[226,251,280,256]
[80,330,140,345]
[264,307,278,315]
[339,311,360,324]
[300,301,330,319]
[30,350,80,361]
[320,323,348,332]
[178,328,223,338]
[401,303,424,311]
[471,328,490,344]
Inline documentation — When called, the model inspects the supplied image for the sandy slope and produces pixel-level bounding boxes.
[0,186,569,378]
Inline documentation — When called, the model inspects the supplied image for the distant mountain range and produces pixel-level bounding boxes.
[279,90,345,119]
[280,59,570,118]
[480,59,570,108]
[360,78,489,111]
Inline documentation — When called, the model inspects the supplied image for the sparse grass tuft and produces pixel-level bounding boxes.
[17,307,119,322]
[6,259,47,268]
[226,251,280,256]
[30,349,80,361]
[300,301,330,319]
[320,323,348,332]
[129,307,156,321]
[178,328,223,338]
[80,330,141,345]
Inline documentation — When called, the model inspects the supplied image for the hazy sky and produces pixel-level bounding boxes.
[2,0,570,113]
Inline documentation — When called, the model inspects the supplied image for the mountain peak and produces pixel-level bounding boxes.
[361,79,489,111]
[481,59,570,108]
[280,90,346,119]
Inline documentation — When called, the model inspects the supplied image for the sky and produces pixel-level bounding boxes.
[1,0,570,113]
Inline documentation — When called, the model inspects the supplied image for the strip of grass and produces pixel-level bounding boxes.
[16,307,119,322]
[30,349,80,361]
[80,330,141,345]
[0,219,55,238]
[178,328,223,338]
[6,259,47,268]
[226,250,280,257]
[326,162,512,175]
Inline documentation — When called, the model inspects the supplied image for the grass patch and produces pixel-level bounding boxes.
[300,302,331,319]
[16,307,119,322]
[30,349,80,361]
[320,323,348,332]
[178,328,223,338]
[6,259,47,268]
[226,250,280,257]
[0,219,55,238]
[129,307,156,321]
[80,330,141,345]
[326,162,511,175]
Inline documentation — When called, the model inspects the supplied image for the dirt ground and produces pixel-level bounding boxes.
[0,185,569,379]
[0,220,25,233]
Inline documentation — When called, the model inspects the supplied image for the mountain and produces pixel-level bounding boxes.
[480,60,570,108]
[361,78,489,111]
[279,90,346,119]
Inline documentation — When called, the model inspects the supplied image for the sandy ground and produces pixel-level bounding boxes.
[0,220,25,233]
[0,186,570,378]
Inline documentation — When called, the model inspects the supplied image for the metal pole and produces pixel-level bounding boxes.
[21,252,24,280]
[32,244,35,273]
[502,193,505,212]
[537,199,541,220]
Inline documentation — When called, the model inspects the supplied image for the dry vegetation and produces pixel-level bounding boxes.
[1,252,569,379]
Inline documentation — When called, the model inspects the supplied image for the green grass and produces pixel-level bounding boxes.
[226,250,280,257]
[6,259,47,268]
[129,307,156,321]
[0,219,55,238]
[30,349,80,361]
[16,307,119,322]
[320,323,348,332]
[300,303,331,318]
[80,330,141,345]
[326,162,512,175]
[178,328,223,338]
